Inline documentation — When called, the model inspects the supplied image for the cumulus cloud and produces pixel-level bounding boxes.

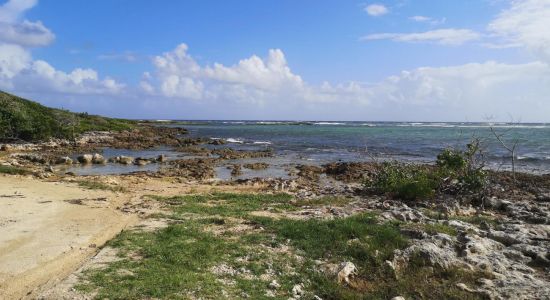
[488,0,550,62]
[361,29,481,46]
[365,4,388,16]
[0,0,123,95]
[142,43,305,103]
[138,43,550,121]
[0,43,124,94]
[0,0,54,47]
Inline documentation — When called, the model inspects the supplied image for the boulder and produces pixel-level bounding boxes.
[77,154,93,164]
[118,156,134,165]
[92,153,105,164]
[55,156,73,165]
[134,157,150,166]
[337,261,357,285]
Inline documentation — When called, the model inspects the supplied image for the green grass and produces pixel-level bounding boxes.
[0,165,31,175]
[292,195,353,207]
[0,91,135,141]
[402,222,458,236]
[149,192,295,217]
[78,192,491,300]
[77,180,126,192]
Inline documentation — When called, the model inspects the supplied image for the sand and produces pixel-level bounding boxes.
[0,175,137,299]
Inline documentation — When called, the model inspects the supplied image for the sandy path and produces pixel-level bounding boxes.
[0,175,137,299]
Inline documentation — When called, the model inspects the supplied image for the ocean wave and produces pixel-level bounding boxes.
[226,138,244,144]
[517,155,550,162]
[253,141,272,145]
[394,122,548,129]
[313,122,346,125]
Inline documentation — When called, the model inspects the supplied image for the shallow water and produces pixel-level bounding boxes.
[176,121,550,174]
[63,121,550,177]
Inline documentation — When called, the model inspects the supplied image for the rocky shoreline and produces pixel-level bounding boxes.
[0,126,549,299]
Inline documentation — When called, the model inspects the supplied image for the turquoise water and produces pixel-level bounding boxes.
[176,121,550,173]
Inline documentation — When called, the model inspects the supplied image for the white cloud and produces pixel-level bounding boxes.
[409,15,446,25]
[0,44,124,94]
[0,0,37,22]
[365,4,388,16]
[410,15,430,22]
[138,43,550,121]
[487,0,550,62]
[143,43,305,103]
[0,0,54,47]
[0,0,121,95]
[361,29,481,46]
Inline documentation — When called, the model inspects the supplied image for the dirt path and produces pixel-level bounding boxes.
[0,175,137,300]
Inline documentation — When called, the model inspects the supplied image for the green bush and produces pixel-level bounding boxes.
[367,141,487,200]
[436,143,487,193]
[0,91,136,141]
[366,162,436,201]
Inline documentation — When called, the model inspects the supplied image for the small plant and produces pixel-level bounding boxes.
[366,140,488,201]
[78,180,126,192]
[436,140,487,194]
[366,162,437,201]
[0,165,31,175]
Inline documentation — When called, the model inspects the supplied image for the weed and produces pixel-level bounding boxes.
[0,165,31,175]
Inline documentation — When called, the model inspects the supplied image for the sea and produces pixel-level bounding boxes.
[65,121,550,176]
[175,121,550,174]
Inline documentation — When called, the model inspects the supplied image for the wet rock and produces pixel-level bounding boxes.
[209,139,226,145]
[0,144,11,151]
[157,154,167,162]
[160,158,216,180]
[134,157,150,166]
[323,162,377,182]
[55,156,73,165]
[230,164,242,177]
[92,153,105,164]
[118,156,135,165]
[243,162,269,170]
[212,148,273,159]
[77,154,93,164]
[296,165,324,181]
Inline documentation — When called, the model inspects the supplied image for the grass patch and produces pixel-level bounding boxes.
[450,215,499,226]
[403,222,458,236]
[77,180,126,192]
[149,192,295,217]
[0,165,31,175]
[292,195,353,207]
[78,193,491,300]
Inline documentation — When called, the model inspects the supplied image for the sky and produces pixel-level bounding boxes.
[0,0,549,122]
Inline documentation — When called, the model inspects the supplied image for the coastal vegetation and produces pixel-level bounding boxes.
[76,192,489,299]
[0,91,135,141]
[366,141,487,201]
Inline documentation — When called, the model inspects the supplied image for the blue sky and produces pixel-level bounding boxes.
[1,0,549,121]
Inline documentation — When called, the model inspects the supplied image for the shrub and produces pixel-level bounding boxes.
[436,142,487,194]
[366,162,436,201]
[366,140,488,200]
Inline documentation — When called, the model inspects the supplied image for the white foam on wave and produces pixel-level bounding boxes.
[314,122,346,125]
[253,141,272,145]
[226,138,244,144]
